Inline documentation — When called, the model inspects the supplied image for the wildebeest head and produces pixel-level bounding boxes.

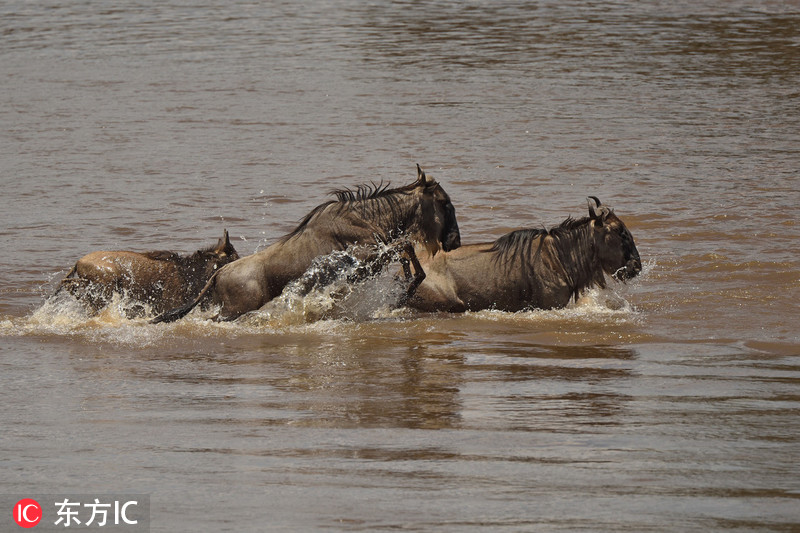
[588,197,641,281]
[410,164,461,254]
[194,229,240,278]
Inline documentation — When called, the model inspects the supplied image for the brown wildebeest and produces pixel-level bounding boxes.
[405,197,641,312]
[152,164,460,323]
[58,230,239,317]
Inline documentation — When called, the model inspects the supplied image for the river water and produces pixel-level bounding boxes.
[1,1,799,531]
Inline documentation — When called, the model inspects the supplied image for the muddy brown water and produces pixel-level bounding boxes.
[1,1,799,531]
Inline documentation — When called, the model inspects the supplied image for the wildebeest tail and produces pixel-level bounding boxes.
[149,270,218,324]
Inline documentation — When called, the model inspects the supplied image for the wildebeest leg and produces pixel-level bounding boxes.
[342,241,425,305]
[397,243,425,305]
[344,241,417,286]
[293,252,359,297]
[286,242,425,308]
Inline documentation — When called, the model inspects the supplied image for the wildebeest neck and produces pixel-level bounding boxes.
[489,217,607,301]
[281,185,417,245]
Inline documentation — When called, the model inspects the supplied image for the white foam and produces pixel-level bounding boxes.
[3,290,169,346]
[459,286,637,325]
[3,253,652,343]
[241,246,413,327]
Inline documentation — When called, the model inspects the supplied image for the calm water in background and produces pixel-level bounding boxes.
[1,1,799,531]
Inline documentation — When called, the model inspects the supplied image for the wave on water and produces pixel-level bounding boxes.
[0,246,416,344]
[1,254,654,344]
[465,287,636,323]
[0,290,172,346]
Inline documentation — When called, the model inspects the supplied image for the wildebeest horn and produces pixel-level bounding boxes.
[416,163,434,186]
[588,196,600,219]
[587,196,610,223]
[216,229,232,253]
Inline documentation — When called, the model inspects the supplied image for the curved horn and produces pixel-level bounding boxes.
[587,196,600,219]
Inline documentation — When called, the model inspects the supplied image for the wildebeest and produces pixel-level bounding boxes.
[152,164,460,323]
[405,197,641,313]
[58,230,239,317]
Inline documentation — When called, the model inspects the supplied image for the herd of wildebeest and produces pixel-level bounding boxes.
[55,165,642,322]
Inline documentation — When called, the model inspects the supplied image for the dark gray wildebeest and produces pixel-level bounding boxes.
[58,230,239,317]
[152,164,461,323]
[405,197,641,313]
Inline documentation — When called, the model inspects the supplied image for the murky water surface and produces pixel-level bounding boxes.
[2,1,799,531]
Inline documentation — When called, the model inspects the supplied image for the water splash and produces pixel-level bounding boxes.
[241,246,412,327]
[1,288,172,346]
[460,260,654,326]
[2,252,651,342]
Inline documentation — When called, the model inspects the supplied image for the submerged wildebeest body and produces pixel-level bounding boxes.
[152,165,460,323]
[406,197,641,313]
[59,230,239,316]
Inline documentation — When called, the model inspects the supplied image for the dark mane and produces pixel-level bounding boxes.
[281,180,422,243]
[487,228,548,265]
[550,215,593,235]
[487,215,602,301]
[332,181,393,202]
[142,250,181,262]
[142,242,222,266]
[487,216,593,263]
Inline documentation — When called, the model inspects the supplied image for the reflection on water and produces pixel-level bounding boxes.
[5,315,798,530]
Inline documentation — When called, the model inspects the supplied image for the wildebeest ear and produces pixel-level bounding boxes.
[416,163,435,186]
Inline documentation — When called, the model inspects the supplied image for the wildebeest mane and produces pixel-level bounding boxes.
[488,216,595,259]
[487,228,547,267]
[141,243,224,267]
[281,180,418,242]
[332,181,393,202]
[487,216,604,301]
[142,250,181,262]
